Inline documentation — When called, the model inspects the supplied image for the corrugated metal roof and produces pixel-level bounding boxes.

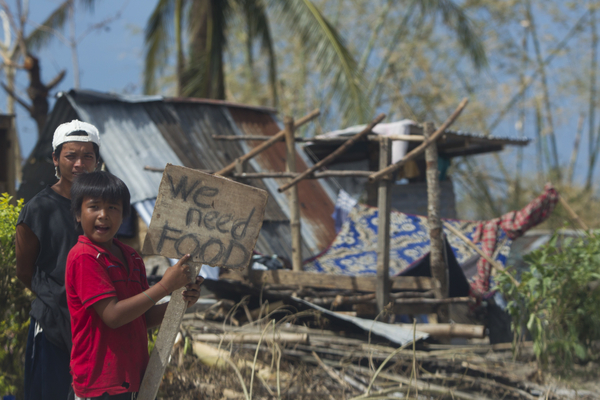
[20,89,337,261]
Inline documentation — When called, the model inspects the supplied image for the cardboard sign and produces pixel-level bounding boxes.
[142,164,268,269]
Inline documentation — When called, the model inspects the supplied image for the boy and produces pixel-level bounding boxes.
[66,171,203,399]
[16,119,101,400]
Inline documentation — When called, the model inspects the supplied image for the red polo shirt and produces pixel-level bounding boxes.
[66,235,150,397]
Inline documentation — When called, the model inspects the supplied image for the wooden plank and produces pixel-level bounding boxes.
[138,263,202,400]
[376,137,392,312]
[424,122,449,323]
[215,109,320,176]
[220,269,435,292]
[142,164,268,269]
[278,113,386,193]
[284,116,302,271]
[139,165,268,399]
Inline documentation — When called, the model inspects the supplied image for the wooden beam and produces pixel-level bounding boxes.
[278,113,386,192]
[234,171,373,179]
[144,168,373,178]
[376,137,392,312]
[284,116,302,271]
[212,134,424,142]
[395,323,484,339]
[215,108,320,176]
[220,269,436,292]
[369,98,468,182]
[424,121,448,324]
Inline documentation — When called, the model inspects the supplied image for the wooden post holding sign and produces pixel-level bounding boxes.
[376,137,392,313]
[138,164,268,400]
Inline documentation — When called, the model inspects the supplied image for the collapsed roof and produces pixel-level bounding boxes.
[19,89,337,261]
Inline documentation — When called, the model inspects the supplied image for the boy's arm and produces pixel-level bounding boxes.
[144,276,204,328]
[145,303,168,328]
[92,255,192,329]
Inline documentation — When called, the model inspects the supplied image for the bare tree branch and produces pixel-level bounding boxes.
[1,81,31,112]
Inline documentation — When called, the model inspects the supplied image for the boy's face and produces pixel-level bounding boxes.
[52,142,97,183]
[77,196,123,248]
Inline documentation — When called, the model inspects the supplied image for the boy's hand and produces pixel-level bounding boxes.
[184,276,204,307]
[160,254,192,293]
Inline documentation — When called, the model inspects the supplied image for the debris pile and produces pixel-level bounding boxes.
[154,288,600,400]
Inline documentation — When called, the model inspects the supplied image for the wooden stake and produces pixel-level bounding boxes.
[442,220,520,287]
[424,121,449,323]
[369,98,468,182]
[138,263,202,400]
[215,108,320,176]
[558,195,589,231]
[278,113,386,192]
[284,116,302,271]
[376,137,392,313]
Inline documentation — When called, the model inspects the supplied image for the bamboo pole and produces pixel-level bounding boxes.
[278,113,386,193]
[558,195,589,231]
[192,332,309,344]
[376,137,392,313]
[212,134,424,142]
[424,122,448,323]
[284,116,302,271]
[368,98,468,182]
[442,220,520,287]
[236,171,373,178]
[215,108,320,176]
[394,323,485,339]
[145,168,373,178]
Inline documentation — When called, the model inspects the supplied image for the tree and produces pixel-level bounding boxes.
[0,0,125,137]
[143,0,486,125]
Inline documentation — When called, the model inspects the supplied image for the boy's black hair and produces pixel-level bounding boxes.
[71,171,131,233]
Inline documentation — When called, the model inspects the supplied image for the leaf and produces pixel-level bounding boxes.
[26,1,70,51]
[143,0,177,94]
[267,0,371,123]
[526,313,536,332]
[574,344,587,360]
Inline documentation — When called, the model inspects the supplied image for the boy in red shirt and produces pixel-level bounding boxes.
[65,171,203,399]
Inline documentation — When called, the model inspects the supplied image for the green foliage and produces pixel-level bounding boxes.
[0,193,31,398]
[498,231,600,369]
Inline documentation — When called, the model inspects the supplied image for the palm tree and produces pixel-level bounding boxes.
[144,0,487,124]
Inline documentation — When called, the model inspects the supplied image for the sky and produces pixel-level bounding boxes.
[3,0,152,158]
[4,1,596,190]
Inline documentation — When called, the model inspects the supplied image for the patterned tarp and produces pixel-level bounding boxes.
[304,204,512,280]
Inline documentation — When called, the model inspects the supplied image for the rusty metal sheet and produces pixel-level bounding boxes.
[228,108,337,251]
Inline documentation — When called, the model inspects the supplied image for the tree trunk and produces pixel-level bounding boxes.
[187,0,225,99]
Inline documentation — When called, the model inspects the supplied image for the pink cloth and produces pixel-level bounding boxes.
[470,184,559,296]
